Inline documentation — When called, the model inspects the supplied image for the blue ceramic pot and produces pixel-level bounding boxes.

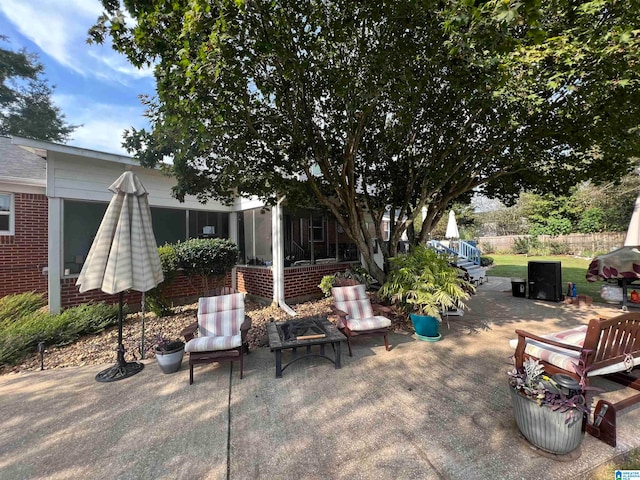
[409,313,442,341]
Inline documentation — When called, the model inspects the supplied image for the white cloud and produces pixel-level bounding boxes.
[0,0,153,83]
[55,93,149,156]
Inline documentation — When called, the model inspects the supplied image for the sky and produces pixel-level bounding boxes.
[0,0,155,156]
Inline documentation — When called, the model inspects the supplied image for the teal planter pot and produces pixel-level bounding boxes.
[409,313,442,342]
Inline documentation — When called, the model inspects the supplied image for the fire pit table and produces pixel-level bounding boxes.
[266,316,346,378]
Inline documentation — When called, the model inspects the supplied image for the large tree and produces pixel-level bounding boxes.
[0,37,76,142]
[90,0,639,282]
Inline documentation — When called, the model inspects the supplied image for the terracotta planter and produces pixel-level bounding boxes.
[155,341,185,374]
[509,387,584,454]
[409,313,441,342]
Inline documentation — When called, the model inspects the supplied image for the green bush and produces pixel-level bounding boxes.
[549,241,572,255]
[0,301,120,366]
[480,242,495,255]
[318,275,336,297]
[0,292,47,328]
[512,236,542,255]
[175,238,239,294]
[480,256,494,267]
[146,243,180,316]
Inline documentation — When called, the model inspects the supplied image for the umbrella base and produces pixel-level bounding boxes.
[95,361,144,382]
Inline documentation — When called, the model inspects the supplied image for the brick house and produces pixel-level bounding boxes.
[0,136,359,313]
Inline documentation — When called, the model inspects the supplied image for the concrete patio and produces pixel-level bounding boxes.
[0,277,638,479]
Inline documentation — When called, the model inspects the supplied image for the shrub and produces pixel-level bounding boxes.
[480,242,495,255]
[512,236,542,255]
[317,265,375,297]
[549,241,572,255]
[318,275,336,297]
[146,243,180,316]
[175,238,239,294]
[0,301,120,366]
[0,292,47,328]
[480,256,494,267]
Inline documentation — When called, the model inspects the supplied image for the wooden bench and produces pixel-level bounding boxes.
[513,312,640,447]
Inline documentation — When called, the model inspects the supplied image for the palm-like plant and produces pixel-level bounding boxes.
[380,245,474,320]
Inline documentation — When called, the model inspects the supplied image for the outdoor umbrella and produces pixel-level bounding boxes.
[76,171,164,382]
[445,210,459,239]
[624,192,640,247]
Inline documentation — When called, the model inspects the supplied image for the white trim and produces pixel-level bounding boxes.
[12,136,139,167]
[0,175,46,187]
[0,181,45,195]
[48,197,63,314]
[0,192,14,235]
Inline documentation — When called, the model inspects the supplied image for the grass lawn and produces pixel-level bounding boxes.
[486,254,607,303]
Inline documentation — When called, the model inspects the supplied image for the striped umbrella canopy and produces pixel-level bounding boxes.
[445,210,459,239]
[77,171,163,294]
[76,171,163,382]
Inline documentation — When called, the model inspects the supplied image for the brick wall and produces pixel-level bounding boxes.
[283,262,354,301]
[60,271,233,309]
[0,193,48,298]
[236,262,355,303]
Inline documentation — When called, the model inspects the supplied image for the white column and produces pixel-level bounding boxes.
[48,197,62,314]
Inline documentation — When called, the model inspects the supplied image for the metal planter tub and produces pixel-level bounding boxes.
[509,388,584,454]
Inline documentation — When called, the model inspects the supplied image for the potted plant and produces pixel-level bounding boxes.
[379,245,474,341]
[507,357,599,455]
[153,336,185,374]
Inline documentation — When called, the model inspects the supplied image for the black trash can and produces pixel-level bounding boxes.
[511,278,526,297]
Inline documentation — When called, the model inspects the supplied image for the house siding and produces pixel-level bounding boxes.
[0,193,48,298]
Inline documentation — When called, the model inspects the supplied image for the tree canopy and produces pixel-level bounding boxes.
[90,0,639,281]
[0,37,77,142]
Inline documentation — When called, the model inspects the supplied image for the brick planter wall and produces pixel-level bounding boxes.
[0,193,48,298]
[236,262,356,303]
[61,271,233,309]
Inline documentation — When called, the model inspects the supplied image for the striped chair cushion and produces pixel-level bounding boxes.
[332,285,374,319]
[197,293,245,338]
[185,334,242,353]
[347,315,392,332]
[509,325,587,374]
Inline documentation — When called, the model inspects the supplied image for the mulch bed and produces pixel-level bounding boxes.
[1,296,410,375]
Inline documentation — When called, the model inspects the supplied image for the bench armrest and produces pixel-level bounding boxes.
[181,321,198,342]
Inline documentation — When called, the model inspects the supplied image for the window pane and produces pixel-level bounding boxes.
[63,200,108,274]
[0,215,8,231]
[151,207,186,245]
[188,210,229,239]
[0,194,10,212]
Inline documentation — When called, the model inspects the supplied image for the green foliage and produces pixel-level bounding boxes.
[175,238,239,294]
[549,242,572,256]
[0,300,120,366]
[480,242,495,255]
[145,243,180,316]
[379,245,474,319]
[512,236,542,255]
[0,36,76,142]
[577,208,605,233]
[0,291,46,328]
[528,216,573,236]
[480,256,494,267]
[318,265,375,297]
[318,275,336,298]
[90,1,637,282]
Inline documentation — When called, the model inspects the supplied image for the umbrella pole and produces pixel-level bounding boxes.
[95,291,145,382]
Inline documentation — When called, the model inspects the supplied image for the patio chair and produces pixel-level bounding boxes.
[181,292,251,384]
[331,282,392,356]
[511,312,640,447]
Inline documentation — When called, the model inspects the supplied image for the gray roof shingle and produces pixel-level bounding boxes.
[0,136,46,184]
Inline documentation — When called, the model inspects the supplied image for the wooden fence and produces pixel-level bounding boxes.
[478,232,625,255]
